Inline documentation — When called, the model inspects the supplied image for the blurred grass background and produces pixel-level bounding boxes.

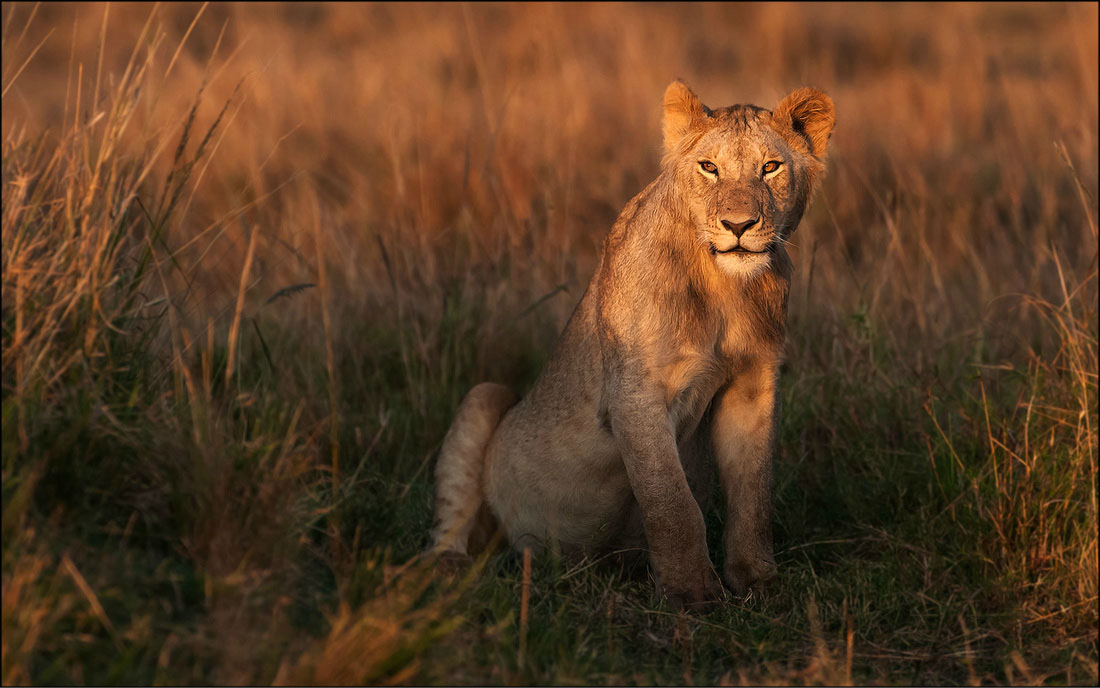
[2,2,1096,684]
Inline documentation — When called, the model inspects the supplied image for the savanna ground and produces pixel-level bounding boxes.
[2,2,1097,685]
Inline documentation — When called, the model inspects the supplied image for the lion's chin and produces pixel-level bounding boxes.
[712,249,770,278]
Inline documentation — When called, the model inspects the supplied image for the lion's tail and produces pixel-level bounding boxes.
[430,382,518,557]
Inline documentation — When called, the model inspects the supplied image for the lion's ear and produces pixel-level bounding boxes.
[663,80,707,153]
[773,88,835,159]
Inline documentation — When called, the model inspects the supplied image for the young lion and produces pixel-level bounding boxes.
[431,81,835,606]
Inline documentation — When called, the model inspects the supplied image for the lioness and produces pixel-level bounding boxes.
[431,81,834,606]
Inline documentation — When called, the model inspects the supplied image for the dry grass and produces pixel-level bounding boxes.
[2,2,1097,684]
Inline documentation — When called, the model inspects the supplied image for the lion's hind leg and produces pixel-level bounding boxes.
[430,382,518,559]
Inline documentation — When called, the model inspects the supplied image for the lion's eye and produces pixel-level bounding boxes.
[699,161,718,175]
[762,160,782,175]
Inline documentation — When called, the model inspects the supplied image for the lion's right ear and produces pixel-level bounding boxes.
[663,81,707,153]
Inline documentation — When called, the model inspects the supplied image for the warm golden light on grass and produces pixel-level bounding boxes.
[2,2,1096,684]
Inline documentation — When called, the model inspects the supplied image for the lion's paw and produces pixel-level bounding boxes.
[724,557,777,597]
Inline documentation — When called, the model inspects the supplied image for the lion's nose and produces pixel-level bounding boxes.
[720,217,759,238]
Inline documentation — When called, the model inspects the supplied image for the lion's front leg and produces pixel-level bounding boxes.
[713,360,781,594]
[607,382,724,607]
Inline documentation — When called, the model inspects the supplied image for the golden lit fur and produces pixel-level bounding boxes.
[431,81,835,605]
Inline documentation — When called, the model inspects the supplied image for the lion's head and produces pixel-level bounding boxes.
[661,81,835,278]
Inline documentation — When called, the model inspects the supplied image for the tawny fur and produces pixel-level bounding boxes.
[430,383,518,555]
[431,81,834,606]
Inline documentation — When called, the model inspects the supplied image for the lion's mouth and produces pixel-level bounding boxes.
[709,243,765,256]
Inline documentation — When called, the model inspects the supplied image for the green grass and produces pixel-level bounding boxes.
[9,275,1092,684]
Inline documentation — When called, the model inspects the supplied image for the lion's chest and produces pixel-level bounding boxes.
[660,347,728,440]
